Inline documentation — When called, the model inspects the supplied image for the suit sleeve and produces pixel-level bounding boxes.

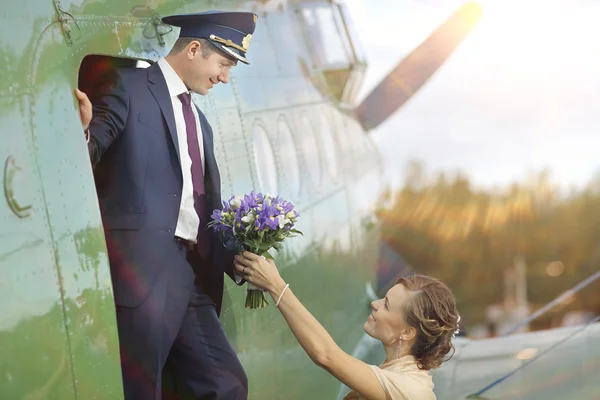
[222,248,241,284]
[87,71,130,165]
[197,111,244,286]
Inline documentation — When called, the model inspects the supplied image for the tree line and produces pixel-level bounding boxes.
[379,161,600,332]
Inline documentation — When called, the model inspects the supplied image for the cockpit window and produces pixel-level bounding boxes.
[298,6,353,66]
[336,2,366,64]
[294,1,367,106]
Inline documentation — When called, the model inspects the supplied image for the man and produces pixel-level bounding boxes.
[74,10,257,400]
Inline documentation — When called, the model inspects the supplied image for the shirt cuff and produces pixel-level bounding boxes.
[233,270,244,284]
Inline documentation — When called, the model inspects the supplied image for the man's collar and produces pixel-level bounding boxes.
[157,58,188,98]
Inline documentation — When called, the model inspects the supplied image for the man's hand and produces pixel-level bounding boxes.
[74,88,92,131]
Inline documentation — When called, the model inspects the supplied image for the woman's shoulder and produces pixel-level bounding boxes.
[369,356,436,400]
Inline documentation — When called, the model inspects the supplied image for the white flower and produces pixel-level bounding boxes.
[276,215,291,229]
[230,195,242,209]
[241,214,255,224]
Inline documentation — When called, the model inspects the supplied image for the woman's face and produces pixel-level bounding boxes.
[364,284,412,344]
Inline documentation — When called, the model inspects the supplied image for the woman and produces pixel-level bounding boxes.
[234,252,460,400]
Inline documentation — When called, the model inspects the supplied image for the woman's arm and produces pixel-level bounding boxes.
[234,252,387,400]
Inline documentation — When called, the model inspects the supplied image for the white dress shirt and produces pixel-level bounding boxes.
[157,58,205,243]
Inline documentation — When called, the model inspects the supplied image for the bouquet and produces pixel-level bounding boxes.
[208,191,302,308]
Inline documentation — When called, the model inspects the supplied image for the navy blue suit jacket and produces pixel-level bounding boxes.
[88,62,236,314]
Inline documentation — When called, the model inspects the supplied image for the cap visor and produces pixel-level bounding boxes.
[218,44,249,65]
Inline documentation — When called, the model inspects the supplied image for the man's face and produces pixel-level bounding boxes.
[184,42,237,95]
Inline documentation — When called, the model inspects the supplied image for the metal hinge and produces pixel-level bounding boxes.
[131,5,172,47]
[52,0,80,46]
[4,156,32,218]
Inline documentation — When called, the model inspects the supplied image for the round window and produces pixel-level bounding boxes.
[277,116,301,196]
[252,121,278,194]
[319,112,338,181]
[300,114,322,189]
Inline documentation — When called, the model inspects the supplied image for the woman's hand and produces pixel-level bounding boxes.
[234,251,286,295]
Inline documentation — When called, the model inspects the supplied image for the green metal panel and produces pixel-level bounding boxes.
[1,0,382,399]
[1,0,125,398]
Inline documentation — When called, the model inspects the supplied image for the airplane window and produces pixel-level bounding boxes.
[319,112,339,181]
[252,122,278,194]
[299,6,351,66]
[336,3,366,64]
[300,114,322,189]
[277,116,301,196]
[327,111,351,179]
[294,3,366,105]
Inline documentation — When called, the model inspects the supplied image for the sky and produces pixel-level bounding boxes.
[343,0,600,191]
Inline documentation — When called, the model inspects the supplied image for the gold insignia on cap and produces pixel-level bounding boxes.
[210,33,251,54]
[242,34,252,51]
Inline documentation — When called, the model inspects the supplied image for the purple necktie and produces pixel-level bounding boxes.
[178,92,210,258]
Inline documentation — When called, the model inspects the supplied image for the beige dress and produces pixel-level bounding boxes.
[343,355,436,400]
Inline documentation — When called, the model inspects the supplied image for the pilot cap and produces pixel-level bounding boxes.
[162,10,257,65]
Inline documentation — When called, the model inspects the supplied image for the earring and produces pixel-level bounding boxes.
[397,337,403,359]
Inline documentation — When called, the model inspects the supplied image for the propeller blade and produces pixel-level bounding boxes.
[355,1,482,131]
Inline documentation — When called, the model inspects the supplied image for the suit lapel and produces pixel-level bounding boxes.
[147,63,180,163]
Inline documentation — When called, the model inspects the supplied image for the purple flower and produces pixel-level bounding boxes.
[208,191,303,309]
[209,191,302,252]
